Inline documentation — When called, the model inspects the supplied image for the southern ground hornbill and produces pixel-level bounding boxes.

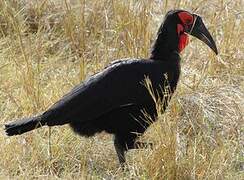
[5,10,218,166]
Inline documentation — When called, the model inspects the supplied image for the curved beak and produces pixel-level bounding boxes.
[188,15,218,55]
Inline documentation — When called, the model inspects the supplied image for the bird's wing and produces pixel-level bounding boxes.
[42,60,155,123]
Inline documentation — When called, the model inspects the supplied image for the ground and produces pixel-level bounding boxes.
[0,0,243,179]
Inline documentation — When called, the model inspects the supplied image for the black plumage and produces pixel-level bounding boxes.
[5,10,217,165]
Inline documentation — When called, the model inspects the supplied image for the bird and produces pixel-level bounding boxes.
[5,9,218,166]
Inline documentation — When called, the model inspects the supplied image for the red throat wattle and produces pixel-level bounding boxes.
[179,33,189,52]
[177,24,189,52]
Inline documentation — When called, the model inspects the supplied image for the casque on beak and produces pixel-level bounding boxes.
[187,14,218,55]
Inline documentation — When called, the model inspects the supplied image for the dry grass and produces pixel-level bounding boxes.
[0,0,243,179]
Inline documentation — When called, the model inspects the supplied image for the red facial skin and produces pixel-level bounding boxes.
[177,12,194,52]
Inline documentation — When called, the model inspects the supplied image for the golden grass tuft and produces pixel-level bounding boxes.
[0,0,243,179]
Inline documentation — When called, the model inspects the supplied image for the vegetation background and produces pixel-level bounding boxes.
[0,0,243,179]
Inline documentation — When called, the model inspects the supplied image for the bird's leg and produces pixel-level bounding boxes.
[113,135,126,166]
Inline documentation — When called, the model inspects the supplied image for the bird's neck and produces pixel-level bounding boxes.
[150,23,181,61]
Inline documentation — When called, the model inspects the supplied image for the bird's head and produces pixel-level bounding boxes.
[170,10,218,54]
[152,10,218,58]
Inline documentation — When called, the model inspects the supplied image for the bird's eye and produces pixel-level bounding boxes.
[178,12,194,26]
[185,19,192,25]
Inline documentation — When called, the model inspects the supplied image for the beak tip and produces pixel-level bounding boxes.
[213,47,218,55]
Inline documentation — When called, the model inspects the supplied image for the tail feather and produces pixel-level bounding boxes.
[5,115,44,136]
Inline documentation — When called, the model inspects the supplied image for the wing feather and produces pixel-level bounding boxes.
[42,60,154,123]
